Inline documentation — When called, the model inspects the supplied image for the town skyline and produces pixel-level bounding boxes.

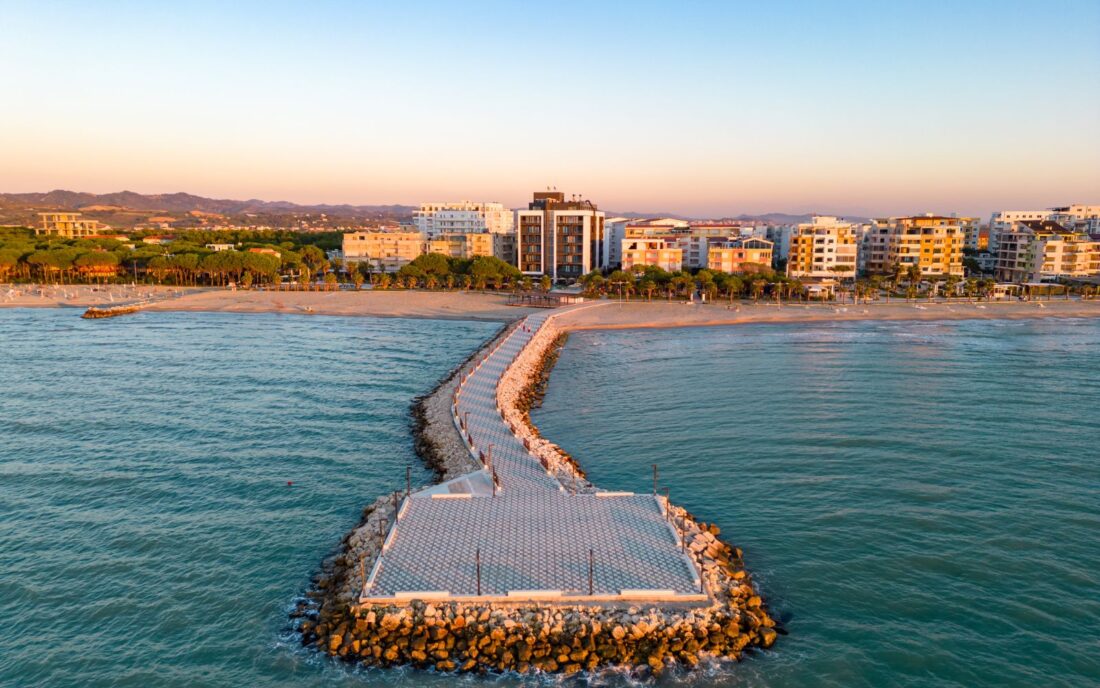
[4,1,1097,219]
[1,186,1091,224]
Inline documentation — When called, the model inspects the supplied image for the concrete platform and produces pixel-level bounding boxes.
[361,306,704,604]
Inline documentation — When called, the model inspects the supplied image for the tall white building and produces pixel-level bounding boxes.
[516,191,605,281]
[414,201,514,239]
[988,210,1053,254]
[1049,204,1100,235]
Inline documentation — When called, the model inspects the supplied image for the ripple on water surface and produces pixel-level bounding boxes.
[0,309,502,688]
[3,311,1099,687]
[533,318,1100,688]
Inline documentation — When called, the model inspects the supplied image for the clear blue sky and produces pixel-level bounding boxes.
[2,0,1097,217]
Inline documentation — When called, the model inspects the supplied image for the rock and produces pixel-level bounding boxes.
[760,627,777,647]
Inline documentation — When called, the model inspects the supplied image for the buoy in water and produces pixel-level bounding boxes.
[287,481,293,486]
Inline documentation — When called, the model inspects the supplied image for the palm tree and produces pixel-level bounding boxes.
[750,278,766,303]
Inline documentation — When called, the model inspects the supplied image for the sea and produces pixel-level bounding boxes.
[1,309,1098,687]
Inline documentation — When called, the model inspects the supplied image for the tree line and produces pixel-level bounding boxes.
[0,227,335,286]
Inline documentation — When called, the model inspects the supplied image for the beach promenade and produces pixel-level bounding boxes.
[360,307,705,602]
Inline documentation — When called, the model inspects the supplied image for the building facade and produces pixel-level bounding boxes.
[342,231,424,272]
[994,220,1100,283]
[862,215,965,277]
[620,238,683,272]
[516,191,605,280]
[413,201,513,239]
[786,216,858,279]
[706,237,774,273]
[37,212,107,238]
[426,232,495,260]
[988,210,1052,253]
[1049,204,1100,235]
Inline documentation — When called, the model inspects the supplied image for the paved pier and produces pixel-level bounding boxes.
[362,307,704,603]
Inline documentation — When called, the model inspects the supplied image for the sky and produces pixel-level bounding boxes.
[1,1,1097,218]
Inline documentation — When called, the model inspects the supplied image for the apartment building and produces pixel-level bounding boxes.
[706,237,774,273]
[862,215,965,277]
[342,231,424,272]
[426,232,494,260]
[958,217,983,251]
[606,218,687,268]
[994,220,1100,283]
[414,201,513,238]
[1049,204,1100,235]
[786,216,858,279]
[620,238,683,272]
[516,191,605,280]
[988,209,1052,253]
[37,212,107,238]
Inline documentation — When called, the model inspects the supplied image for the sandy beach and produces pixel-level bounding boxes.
[551,297,1100,330]
[5,284,1100,327]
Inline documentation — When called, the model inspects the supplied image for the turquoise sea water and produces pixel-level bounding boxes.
[534,318,1100,687]
[2,310,1098,687]
[0,309,499,688]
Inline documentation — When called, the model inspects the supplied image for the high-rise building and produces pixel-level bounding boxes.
[862,215,965,277]
[994,220,1100,283]
[1048,204,1100,235]
[988,209,1053,253]
[414,201,513,239]
[516,191,605,280]
[786,216,859,279]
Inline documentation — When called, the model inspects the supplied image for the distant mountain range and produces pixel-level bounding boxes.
[0,190,416,218]
[606,210,871,224]
[0,190,867,228]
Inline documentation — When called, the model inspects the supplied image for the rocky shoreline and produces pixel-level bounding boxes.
[295,312,780,676]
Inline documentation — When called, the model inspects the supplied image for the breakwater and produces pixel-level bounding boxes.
[300,305,777,675]
[82,301,148,318]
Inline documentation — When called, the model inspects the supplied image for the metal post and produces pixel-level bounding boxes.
[588,549,594,595]
[406,465,411,497]
[487,443,493,470]
[680,518,686,554]
[476,548,482,596]
[652,463,658,495]
[464,411,469,429]
[392,490,398,516]
[664,487,670,521]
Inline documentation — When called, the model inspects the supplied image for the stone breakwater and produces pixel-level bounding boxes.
[297,310,779,675]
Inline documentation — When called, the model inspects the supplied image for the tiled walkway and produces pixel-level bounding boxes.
[363,307,702,600]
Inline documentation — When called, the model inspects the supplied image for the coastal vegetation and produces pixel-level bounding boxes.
[0,227,338,287]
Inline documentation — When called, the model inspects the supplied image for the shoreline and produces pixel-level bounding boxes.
[6,285,1100,329]
[299,305,779,676]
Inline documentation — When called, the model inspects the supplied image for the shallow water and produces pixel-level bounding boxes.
[533,318,1100,687]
